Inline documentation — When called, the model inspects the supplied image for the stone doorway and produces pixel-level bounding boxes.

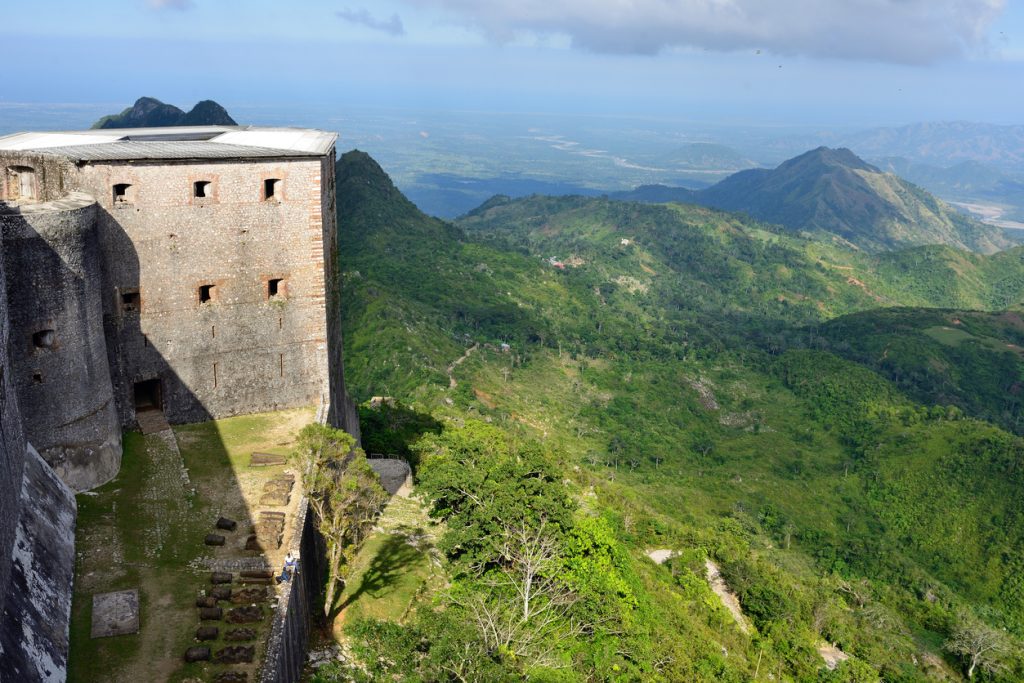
[133,379,169,434]
[134,379,162,412]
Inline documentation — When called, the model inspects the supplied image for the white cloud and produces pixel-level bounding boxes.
[399,0,1006,63]
[147,0,194,10]
[337,7,406,36]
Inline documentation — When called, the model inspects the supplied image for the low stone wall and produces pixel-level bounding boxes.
[260,496,324,683]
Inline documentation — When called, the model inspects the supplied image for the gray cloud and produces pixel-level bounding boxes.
[337,7,406,36]
[147,0,194,10]
[401,0,1005,63]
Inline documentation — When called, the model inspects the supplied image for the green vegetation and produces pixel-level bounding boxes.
[326,150,1024,681]
[293,424,387,617]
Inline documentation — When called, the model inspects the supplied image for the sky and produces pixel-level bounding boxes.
[4,0,1024,126]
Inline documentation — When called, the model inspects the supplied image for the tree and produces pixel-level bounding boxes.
[944,615,1010,679]
[458,518,582,668]
[293,423,388,617]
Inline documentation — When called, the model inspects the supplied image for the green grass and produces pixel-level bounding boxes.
[68,431,207,683]
[923,325,976,346]
[335,495,441,631]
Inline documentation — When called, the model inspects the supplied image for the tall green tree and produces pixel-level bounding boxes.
[293,423,388,617]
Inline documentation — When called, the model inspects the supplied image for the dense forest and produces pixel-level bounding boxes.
[319,150,1024,682]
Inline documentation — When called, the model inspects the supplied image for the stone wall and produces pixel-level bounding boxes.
[74,156,333,427]
[260,497,324,683]
[1,153,77,204]
[0,193,121,491]
[0,231,27,622]
[321,153,361,442]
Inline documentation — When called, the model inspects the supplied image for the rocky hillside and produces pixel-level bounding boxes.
[91,97,236,129]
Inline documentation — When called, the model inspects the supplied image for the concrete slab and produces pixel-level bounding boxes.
[90,589,140,638]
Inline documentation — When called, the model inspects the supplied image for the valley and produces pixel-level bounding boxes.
[320,149,1024,682]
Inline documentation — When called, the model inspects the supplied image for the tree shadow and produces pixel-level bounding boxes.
[332,532,427,621]
[358,401,441,471]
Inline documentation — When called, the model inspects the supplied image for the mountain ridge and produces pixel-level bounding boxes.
[612,146,1013,254]
[91,96,237,129]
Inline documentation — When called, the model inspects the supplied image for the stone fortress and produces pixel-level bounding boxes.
[0,126,359,679]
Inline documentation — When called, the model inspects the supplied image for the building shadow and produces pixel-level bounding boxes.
[0,195,320,680]
[358,401,441,472]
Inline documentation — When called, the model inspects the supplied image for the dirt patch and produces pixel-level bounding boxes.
[646,549,676,565]
[639,262,657,275]
[845,276,885,303]
[614,275,648,294]
[687,378,720,411]
[818,643,850,670]
[705,559,750,634]
[473,388,497,409]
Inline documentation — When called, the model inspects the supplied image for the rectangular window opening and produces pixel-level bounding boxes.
[199,284,216,304]
[267,278,284,298]
[264,178,280,200]
[112,183,132,203]
[121,289,141,313]
[32,372,42,384]
[194,180,211,198]
[213,362,218,389]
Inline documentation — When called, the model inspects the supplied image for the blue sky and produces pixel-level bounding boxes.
[5,0,1023,126]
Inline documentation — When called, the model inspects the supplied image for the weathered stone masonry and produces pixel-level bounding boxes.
[0,126,359,680]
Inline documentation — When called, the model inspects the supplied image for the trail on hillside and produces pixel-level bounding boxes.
[447,343,479,389]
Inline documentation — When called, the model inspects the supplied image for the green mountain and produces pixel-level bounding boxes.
[697,147,1012,253]
[333,151,1024,682]
[91,97,237,129]
[615,147,1013,254]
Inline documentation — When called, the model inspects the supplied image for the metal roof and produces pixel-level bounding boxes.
[0,126,337,161]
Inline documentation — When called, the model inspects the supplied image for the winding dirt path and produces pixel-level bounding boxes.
[446,344,479,389]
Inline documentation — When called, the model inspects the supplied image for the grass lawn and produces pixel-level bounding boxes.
[334,495,443,634]
[67,408,313,683]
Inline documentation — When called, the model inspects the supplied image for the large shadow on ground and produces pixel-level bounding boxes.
[55,206,303,682]
[358,401,441,472]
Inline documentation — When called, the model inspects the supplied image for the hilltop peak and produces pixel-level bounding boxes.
[91,97,237,129]
[780,146,880,173]
[692,146,1009,253]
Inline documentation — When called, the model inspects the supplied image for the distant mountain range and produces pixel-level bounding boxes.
[91,97,236,129]
[844,121,1024,170]
[613,146,1014,254]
